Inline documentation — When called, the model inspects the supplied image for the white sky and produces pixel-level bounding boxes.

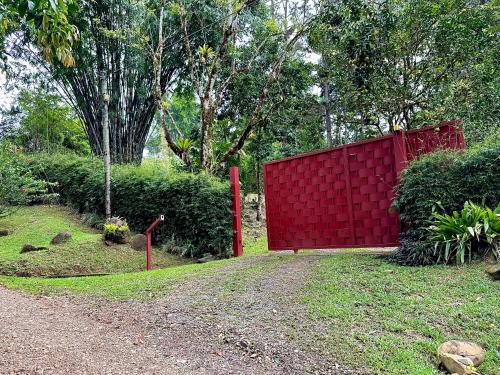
[0,72,13,109]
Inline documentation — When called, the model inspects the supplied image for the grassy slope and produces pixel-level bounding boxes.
[0,226,269,298]
[0,205,187,276]
[0,260,232,300]
[0,205,99,260]
[305,254,500,375]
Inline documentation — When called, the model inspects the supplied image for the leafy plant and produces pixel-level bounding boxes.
[429,202,499,265]
[392,138,500,265]
[103,216,130,244]
[103,222,129,235]
[0,146,58,217]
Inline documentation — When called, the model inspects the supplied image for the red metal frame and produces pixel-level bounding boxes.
[145,215,164,271]
[230,166,243,257]
[263,121,465,251]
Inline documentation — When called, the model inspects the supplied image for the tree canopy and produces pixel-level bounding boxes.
[0,0,79,67]
[1,0,498,177]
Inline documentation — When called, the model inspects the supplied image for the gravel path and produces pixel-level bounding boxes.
[0,252,374,375]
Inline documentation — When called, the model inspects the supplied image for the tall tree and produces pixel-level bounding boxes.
[309,0,499,141]
[41,0,186,163]
[163,0,315,172]
[2,87,89,154]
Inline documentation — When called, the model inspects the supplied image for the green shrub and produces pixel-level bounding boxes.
[392,139,500,265]
[429,201,499,264]
[0,146,58,217]
[29,153,233,258]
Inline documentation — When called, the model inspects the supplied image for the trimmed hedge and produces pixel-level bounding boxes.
[30,154,233,258]
[392,138,500,265]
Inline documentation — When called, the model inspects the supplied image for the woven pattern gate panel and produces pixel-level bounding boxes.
[406,120,465,161]
[347,137,400,246]
[264,148,352,249]
[264,122,465,250]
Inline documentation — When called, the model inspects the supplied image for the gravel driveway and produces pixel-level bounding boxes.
[0,253,368,375]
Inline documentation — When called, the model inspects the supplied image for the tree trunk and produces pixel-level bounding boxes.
[52,0,177,165]
[200,98,212,170]
[323,82,333,147]
[100,70,111,219]
[154,1,192,168]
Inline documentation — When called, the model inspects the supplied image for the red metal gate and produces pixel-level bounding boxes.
[263,121,465,250]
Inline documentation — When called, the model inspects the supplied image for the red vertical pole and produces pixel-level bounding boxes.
[393,129,408,180]
[230,166,243,257]
[146,232,152,271]
[145,217,164,271]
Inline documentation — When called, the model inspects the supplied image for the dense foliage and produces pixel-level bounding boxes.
[0,0,78,67]
[0,147,56,217]
[310,0,499,144]
[2,88,89,154]
[28,153,233,258]
[429,201,499,264]
[392,138,500,265]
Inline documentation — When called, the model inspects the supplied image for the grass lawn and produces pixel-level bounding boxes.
[0,259,232,300]
[0,205,188,276]
[305,254,500,375]
[0,234,278,300]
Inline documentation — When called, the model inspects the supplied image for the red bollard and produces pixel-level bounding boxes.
[145,215,164,271]
[230,167,243,257]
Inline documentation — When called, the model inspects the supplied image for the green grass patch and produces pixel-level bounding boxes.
[243,235,269,256]
[304,254,500,375]
[0,216,267,298]
[0,205,99,261]
[0,259,232,300]
[241,236,383,256]
[0,205,188,276]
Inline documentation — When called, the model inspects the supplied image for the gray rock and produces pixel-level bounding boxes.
[485,263,500,280]
[20,244,48,253]
[130,234,147,251]
[50,232,72,245]
[0,229,11,236]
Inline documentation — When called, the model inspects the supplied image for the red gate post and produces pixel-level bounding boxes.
[145,215,164,271]
[230,166,243,257]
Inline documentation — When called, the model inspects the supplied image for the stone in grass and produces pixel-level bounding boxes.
[437,340,485,375]
[197,253,216,263]
[20,244,48,253]
[485,263,500,280]
[130,234,147,251]
[50,232,72,245]
[0,228,11,236]
[105,232,128,244]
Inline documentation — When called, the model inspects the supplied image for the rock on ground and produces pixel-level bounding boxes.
[130,234,147,251]
[50,232,72,245]
[485,263,500,280]
[438,340,485,375]
[20,244,48,253]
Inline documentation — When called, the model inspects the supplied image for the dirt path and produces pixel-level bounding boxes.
[0,253,369,375]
